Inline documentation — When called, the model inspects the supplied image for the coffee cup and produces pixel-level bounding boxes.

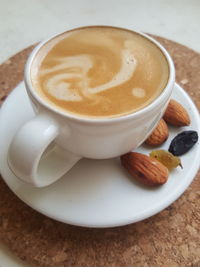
[8,26,175,187]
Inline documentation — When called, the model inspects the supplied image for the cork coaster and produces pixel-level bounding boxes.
[0,36,200,267]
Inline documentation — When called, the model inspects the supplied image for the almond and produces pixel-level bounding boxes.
[121,152,169,186]
[163,99,190,126]
[145,119,169,146]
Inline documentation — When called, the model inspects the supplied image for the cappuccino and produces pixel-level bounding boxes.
[31,26,169,118]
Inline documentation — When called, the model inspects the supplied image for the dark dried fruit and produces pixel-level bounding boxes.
[169,131,198,156]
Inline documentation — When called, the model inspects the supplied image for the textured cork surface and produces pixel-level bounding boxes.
[0,36,200,267]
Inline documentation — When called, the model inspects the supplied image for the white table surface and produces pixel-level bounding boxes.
[0,0,199,266]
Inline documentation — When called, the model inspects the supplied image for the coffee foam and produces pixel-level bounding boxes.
[31,27,169,118]
[39,43,137,104]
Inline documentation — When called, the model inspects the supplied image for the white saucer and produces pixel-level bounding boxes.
[0,83,199,228]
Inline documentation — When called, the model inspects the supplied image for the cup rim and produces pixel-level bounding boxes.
[24,25,175,125]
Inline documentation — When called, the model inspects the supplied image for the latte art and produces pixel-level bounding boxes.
[32,27,169,118]
[40,42,137,103]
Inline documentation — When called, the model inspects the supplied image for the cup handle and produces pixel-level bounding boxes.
[8,113,81,187]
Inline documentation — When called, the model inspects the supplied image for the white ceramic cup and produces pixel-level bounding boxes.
[8,27,175,187]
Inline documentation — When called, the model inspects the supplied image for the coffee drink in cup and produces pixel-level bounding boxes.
[31,26,169,118]
[9,26,174,187]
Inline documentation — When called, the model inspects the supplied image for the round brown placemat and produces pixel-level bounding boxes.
[0,36,200,267]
